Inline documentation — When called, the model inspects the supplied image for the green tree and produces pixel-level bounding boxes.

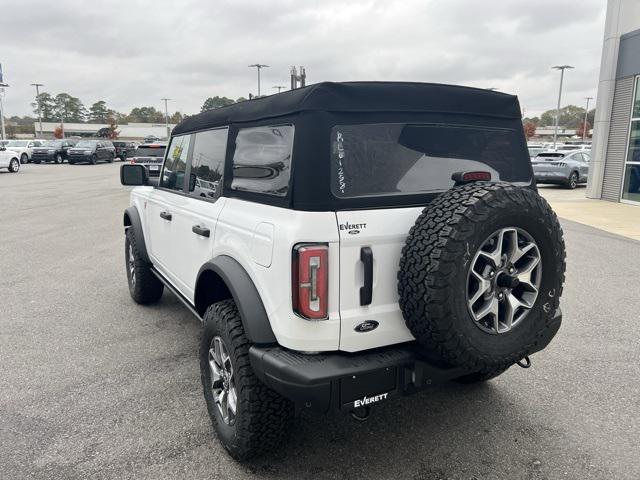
[236,97,248,103]
[126,106,164,123]
[200,96,235,112]
[169,111,183,123]
[539,105,589,128]
[53,93,87,122]
[31,92,57,122]
[88,101,109,123]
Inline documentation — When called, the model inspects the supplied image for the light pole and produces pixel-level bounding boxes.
[583,96,593,141]
[552,65,574,149]
[31,83,44,137]
[273,85,286,93]
[59,106,65,139]
[161,98,171,139]
[248,64,269,97]
[0,83,8,141]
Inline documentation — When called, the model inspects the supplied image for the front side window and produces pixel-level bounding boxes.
[188,128,228,200]
[161,134,191,191]
[331,123,530,198]
[231,125,294,197]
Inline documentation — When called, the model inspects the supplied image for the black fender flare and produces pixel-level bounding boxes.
[123,206,150,263]
[197,256,277,345]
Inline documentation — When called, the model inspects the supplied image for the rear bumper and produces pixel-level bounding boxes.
[534,171,569,183]
[250,309,562,413]
[69,154,91,163]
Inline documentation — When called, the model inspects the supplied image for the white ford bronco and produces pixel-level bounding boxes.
[120,82,566,460]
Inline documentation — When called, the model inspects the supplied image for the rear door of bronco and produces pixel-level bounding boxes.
[332,122,532,351]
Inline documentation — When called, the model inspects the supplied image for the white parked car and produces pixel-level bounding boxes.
[5,139,45,164]
[0,145,21,172]
[119,82,566,460]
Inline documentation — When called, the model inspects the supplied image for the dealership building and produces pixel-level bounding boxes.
[34,122,176,141]
[587,0,640,205]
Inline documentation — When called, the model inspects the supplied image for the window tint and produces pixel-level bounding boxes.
[331,123,530,198]
[161,134,191,191]
[231,125,294,196]
[188,128,228,200]
[136,146,166,157]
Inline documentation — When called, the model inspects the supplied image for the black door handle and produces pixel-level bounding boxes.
[192,225,210,237]
[360,246,373,306]
[159,211,172,221]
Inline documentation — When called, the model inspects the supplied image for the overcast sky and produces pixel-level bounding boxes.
[0,0,606,119]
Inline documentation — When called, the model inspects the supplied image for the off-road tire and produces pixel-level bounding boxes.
[125,228,163,304]
[398,182,566,372]
[8,158,20,173]
[200,300,294,461]
[566,171,578,189]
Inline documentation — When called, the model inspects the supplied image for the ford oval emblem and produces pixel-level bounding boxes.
[348,229,360,235]
[354,320,379,332]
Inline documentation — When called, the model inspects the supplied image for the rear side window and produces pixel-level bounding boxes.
[188,128,228,199]
[136,146,166,157]
[331,123,530,198]
[161,135,191,191]
[231,125,294,197]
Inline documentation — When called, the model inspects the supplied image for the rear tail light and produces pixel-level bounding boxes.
[292,244,328,320]
[451,171,492,184]
[130,157,136,164]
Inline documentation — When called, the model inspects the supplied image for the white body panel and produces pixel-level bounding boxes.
[336,208,420,352]
[130,191,422,353]
[0,149,19,168]
[131,188,342,352]
[5,140,41,160]
[214,198,341,351]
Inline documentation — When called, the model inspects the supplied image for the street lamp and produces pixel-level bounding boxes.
[273,85,286,93]
[248,64,269,97]
[161,98,171,139]
[551,65,574,149]
[31,83,44,137]
[583,96,593,141]
[0,82,8,141]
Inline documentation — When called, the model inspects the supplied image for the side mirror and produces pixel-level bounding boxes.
[121,164,149,186]
[0,146,5,151]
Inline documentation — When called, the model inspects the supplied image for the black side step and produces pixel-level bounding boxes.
[150,267,202,321]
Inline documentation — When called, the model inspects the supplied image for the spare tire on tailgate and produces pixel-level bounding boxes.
[397,182,566,372]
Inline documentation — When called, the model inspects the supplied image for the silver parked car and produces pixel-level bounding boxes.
[532,150,590,189]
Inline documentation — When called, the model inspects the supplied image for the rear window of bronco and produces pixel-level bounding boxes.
[331,123,530,198]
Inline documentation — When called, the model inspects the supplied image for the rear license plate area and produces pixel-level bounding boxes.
[340,368,396,409]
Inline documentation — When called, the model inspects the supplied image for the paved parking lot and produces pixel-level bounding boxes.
[1,163,639,480]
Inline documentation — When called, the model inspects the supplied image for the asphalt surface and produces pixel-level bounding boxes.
[1,163,639,480]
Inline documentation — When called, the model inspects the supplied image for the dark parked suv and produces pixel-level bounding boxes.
[31,139,77,164]
[130,143,166,176]
[113,141,137,162]
[68,140,116,165]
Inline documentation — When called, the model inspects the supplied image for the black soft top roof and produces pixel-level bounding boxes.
[172,81,522,135]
